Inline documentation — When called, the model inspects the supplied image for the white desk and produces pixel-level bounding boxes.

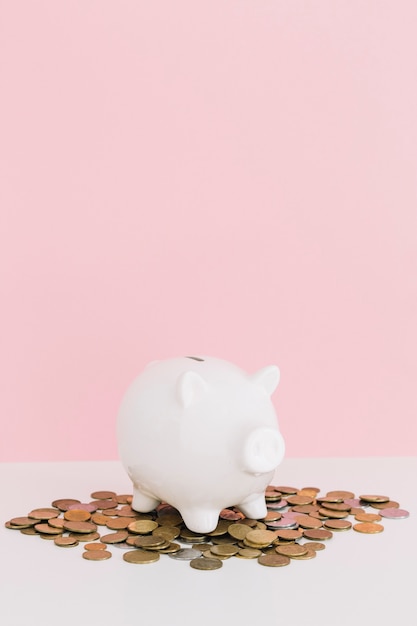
[1,457,416,626]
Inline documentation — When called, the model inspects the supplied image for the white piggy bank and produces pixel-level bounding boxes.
[117,356,285,533]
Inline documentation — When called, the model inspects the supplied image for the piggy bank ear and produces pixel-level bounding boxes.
[251,365,280,395]
[177,371,208,408]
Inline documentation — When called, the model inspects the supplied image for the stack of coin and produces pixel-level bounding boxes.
[4,486,410,570]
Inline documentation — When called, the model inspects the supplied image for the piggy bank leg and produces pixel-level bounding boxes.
[237,494,267,520]
[181,508,220,534]
[131,485,160,513]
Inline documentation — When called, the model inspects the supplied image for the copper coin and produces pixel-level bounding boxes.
[63,520,97,533]
[318,508,349,519]
[258,553,291,567]
[54,536,79,547]
[303,541,325,551]
[324,519,352,531]
[298,488,320,497]
[48,517,66,529]
[274,529,303,541]
[20,527,38,535]
[92,499,118,510]
[105,517,132,530]
[190,557,223,570]
[70,533,100,543]
[291,505,319,514]
[286,495,314,506]
[303,529,333,540]
[51,499,81,511]
[90,491,117,500]
[84,542,108,551]
[359,495,389,503]
[379,508,409,519]
[291,548,317,560]
[29,508,60,520]
[115,494,132,504]
[101,531,129,544]
[276,544,308,557]
[116,506,138,518]
[91,513,108,525]
[69,531,100,542]
[34,523,62,535]
[64,509,91,522]
[354,512,382,523]
[82,550,112,561]
[320,502,351,512]
[9,517,37,528]
[353,522,384,534]
[68,502,99,513]
[220,509,244,521]
[274,486,298,495]
[326,490,355,499]
[263,510,282,522]
[123,550,160,564]
[370,500,400,510]
[295,515,323,529]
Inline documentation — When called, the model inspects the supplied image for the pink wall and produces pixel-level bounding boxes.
[1,1,416,462]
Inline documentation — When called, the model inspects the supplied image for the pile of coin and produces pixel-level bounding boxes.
[4,487,410,570]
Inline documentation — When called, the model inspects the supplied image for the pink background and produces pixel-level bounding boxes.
[1,1,416,462]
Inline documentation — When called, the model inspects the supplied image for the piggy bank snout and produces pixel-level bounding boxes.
[242,427,285,475]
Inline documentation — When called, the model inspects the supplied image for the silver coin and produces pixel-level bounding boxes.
[379,508,410,519]
[169,548,202,560]
[265,520,298,529]
[111,542,137,549]
[267,499,288,510]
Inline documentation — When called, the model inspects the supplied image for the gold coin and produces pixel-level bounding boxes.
[158,542,182,554]
[63,521,97,533]
[127,520,159,534]
[210,544,239,557]
[64,509,91,522]
[291,548,317,560]
[91,513,108,525]
[82,550,112,561]
[206,520,230,536]
[34,523,62,535]
[258,554,291,567]
[101,531,129,544]
[134,535,166,548]
[90,491,117,500]
[157,513,183,526]
[353,522,384,534]
[180,528,208,542]
[84,542,107,551]
[54,536,79,547]
[29,508,60,520]
[228,523,251,540]
[303,529,333,540]
[324,519,352,531]
[152,526,180,541]
[354,512,382,523]
[190,557,223,570]
[123,549,160,564]
[359,495,389,503]
[276,544,308,557]
[244,529,277,548]
[235,548,262,559]
[69,531,100,542]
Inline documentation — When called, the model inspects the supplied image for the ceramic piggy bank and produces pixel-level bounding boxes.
[117,356,285,532]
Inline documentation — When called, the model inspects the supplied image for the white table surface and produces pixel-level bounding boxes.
[1,456,416,626]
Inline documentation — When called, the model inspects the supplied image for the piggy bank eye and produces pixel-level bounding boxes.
[185,356,205,362]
